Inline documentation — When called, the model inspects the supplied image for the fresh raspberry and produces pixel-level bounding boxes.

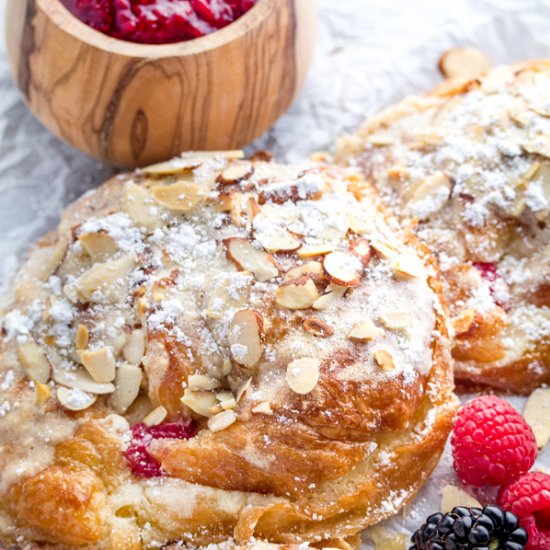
[498,472,550,550]
[190,0,235,28]
[125,420,196,477]
[451,395,537,487]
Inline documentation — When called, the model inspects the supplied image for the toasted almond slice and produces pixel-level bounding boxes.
[451,308,478,336]
[235,377,252,403]
[17,339,51,384]
[64,253,136,304]
[276,276,319,310]
[57,387,97,411]
[152,181,204,212]
[370,239,400,260]
[348,215,369,234]
[255,227,302,253]
[251,401,273,415]
[217,164,254,185]
[349,238,372,266]
[208,410,237,432]
[181,388,218,417]
[79,232,118,263]
[373,349,395,371]
[123,329,146,365]
[393,254,426,279]
[522,137,550,159]
[441,485,482,513]
[79,347,116,383]
[34,380,51,406]
[284,261,323,281]
[312,284,347,310]
[144,405,168,427]
[224,238,279,282]
[297,244,334,258]
[380,310,412,330]
[188,374,222,392]
[216,391,237,411]
[303,317,334,338]
[205,273,252,319]
[54,368,115,395]
[143,157,202,177]
[228,310,264,368]
[323,251,362,287]
[348,319,384,342]
[75,324,89,350]
[406,172,452,218]
[122,183,161,230]
[111,363,143,414]
[438,47,491,80]
[524,388,550,448]
[286,357,320,395]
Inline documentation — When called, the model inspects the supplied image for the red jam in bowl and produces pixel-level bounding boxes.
[60,0,257,44]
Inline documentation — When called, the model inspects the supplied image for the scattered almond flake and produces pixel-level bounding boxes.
[524,388,550,448]
[56,386,97,411]
[143,405,168,427]
[79,212,145,254]
[251,401,273,415]
[286,357,320,395]
[208,410,237,432]
[441,485,482,513]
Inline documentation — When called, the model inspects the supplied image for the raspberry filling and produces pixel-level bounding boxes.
[125,421,196,477]
[60,0,257,44]
[473,261,509,310]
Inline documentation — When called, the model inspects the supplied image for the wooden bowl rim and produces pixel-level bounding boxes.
[40,0,278,57]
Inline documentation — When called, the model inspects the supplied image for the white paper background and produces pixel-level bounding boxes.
[1,0,550,547]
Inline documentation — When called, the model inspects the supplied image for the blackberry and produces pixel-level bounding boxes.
[410,505,528,549]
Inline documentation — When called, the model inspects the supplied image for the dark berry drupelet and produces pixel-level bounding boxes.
[410,505,528,549]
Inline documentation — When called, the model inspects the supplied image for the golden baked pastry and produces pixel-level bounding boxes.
[0,153,457,548]
[336,61,550,393]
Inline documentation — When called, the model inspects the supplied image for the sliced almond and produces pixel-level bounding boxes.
[323,251,362,287]
[64,253,136,304]
[276,276,319,310]
[208,410,237,432]
[228,310,264,369]
[251,401,273,415]
[144,405,168,427]
[235,377,252,403]
[122,183,161,230]
[284,261,323,281]
[224,238,279,282]
[441,485,482,513]
[57,387,97,411]
[349,238,372,266]
[188,374,222,392]
[348,319,384,342]
[205,273,252,319]
[217,164,254,185]
[373,349,395,371]
[438,47,491,80]
[303,317,334,338]
[393,254,426,279]
[79,232,118,263]
[79,347,116,383]
[312,284,347,310]
[255,227,302,253]
[75,324,89,350]
[123,329,146,365]
[181,388,218,417]
[452,308,478,337]
[524,388,550,448]
[17,339,51,384]
[216,391,237,411]
[297,244,334,259]
[34,380,51,406]
[406,172,452,218]
[54,368,115,395]
[286,357,320,395]
[152,181,204,212]
[143,157,202,177]
[370,239,400,260]
[380,310,412,330]
[111,363,143,414]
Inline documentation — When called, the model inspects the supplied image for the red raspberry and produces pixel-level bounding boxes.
[451,395,537,487]
[125,420,196,477]
[498,472,550,550]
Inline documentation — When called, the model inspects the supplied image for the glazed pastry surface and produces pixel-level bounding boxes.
[337,61,550,392]
[0,153,456,548]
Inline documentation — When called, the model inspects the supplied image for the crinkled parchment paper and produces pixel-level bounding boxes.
[1,0,549,547]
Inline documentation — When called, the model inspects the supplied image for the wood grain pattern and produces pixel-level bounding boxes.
[5,0,316,168]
